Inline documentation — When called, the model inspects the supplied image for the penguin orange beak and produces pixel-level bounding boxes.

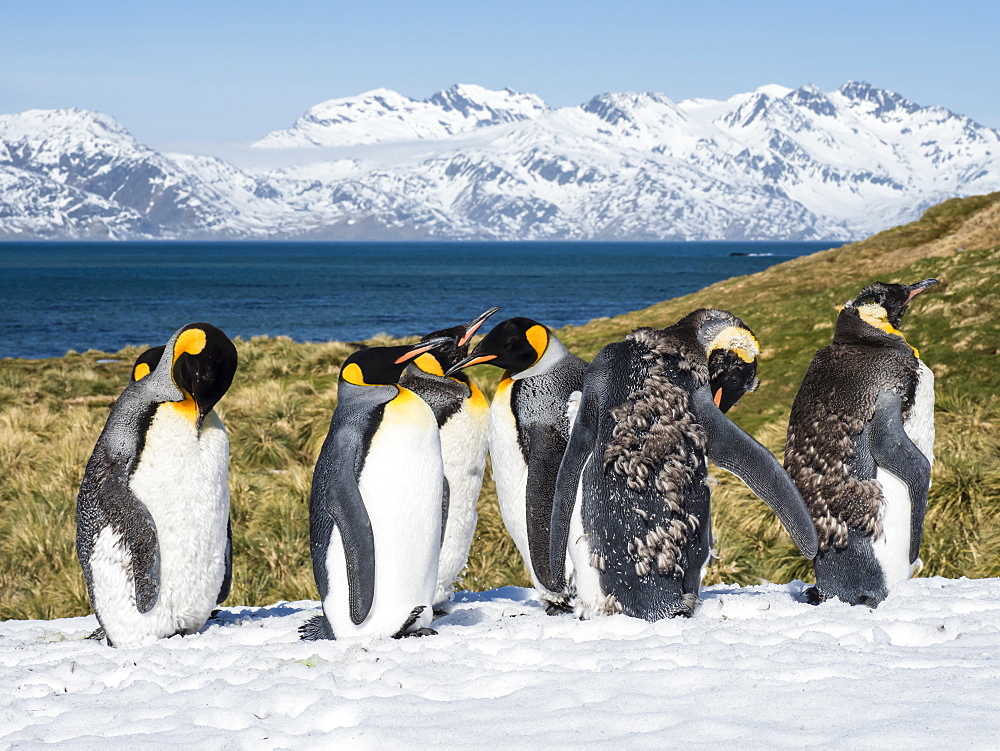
[445,353,498,375]
[458,306,501,347]
[905,278,939,302]
[393,336,455,364]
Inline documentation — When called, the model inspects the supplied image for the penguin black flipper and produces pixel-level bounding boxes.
[77,456,161,614]
[868,388,932,563]
[551,371,604,591]
[310,427,377,627]
[440,476,450,547]
[216,518,233,606]
[692,384,818,559]
[525,423,567,592]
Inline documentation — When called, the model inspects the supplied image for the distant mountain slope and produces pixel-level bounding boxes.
[1,82,998,240]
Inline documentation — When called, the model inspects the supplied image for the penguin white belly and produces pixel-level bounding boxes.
[324,392,443,639]
[90,407,230,648]
[905,361,936,461]
[435,396,489,604]
[872,363,935,585]
[487,380,535,587]
[871,469,913,587]
[568,454,605,618]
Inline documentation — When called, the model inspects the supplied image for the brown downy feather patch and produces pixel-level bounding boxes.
[784,412,884,552]
[602,327,709,579]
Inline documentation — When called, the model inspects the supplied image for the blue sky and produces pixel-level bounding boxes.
[3,0,998,152]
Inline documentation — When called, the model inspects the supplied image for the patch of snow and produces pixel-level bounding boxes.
[3,578,1000,745]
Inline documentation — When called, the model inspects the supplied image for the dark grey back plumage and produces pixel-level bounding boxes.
[511,349,587,592]
[308,381,394,630]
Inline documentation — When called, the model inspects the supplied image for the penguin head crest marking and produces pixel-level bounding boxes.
[706,325,760,364]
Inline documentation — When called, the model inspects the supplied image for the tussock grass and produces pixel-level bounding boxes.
[2,193,999,619]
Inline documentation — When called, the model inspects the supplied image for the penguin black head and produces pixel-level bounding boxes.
[341,337,454,387]
[445,316,550,375]
[845,278,939,330]
[707,348,759,413]
[168,323,238,421]
[131,345,165,383]
[701,317,761,413]
[410,307,501,377]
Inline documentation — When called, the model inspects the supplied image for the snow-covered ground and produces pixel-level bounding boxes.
[3,578,999,748]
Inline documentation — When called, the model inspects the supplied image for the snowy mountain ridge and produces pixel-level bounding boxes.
[1,81,999,240]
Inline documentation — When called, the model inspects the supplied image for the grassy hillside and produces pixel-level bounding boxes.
[2,193,999,619]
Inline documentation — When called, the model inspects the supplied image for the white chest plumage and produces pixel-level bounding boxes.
[872,361,935,585]
[435,391,489,604]
[90,407,230,648]
[566,453,606,617]
[487,379,536,586]
[324,389,443,639]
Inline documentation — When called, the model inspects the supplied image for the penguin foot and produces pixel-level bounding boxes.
[85,626,107,642]
[395,627,438,639]
[804,586,827,606]
[544,600,574,616]
[391,605,428,639]
[299,614,333,641]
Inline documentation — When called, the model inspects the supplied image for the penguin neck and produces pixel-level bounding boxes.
[404,359,470,387]
[510,334,570,380]
[834,310,917,357]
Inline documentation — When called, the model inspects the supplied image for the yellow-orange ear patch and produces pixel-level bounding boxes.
[173,328,207,364]
[414,352,445,377]
[525,325,549,363]
[133,363,151,381]
[341,362,370,386]
[857,303,918,355]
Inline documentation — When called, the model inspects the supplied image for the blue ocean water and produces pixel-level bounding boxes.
[0,241,838,359]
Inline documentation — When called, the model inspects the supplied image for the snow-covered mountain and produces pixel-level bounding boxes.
[2,82,998,240]
[253,84,550,148]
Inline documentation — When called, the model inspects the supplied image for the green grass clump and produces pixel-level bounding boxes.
[2,191,999,619]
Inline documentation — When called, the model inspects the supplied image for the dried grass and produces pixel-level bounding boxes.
[2,192,999,618]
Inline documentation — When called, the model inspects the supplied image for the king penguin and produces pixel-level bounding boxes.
[447,317,587,612]
[399,307,500,609]
[303,337,452,641]
[785,279,938,607]
[76,323,238,648]
[549,309,818,620]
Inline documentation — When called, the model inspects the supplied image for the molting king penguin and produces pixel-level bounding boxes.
[76,323,238,648]
[447,317,587,612]
[303,338,453,641]
[785,279,939,607]
[550,309,818,620]
[399,307,500,609]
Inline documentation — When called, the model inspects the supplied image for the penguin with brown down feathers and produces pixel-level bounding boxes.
[785,279,938,607]
[550,309,817,621]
